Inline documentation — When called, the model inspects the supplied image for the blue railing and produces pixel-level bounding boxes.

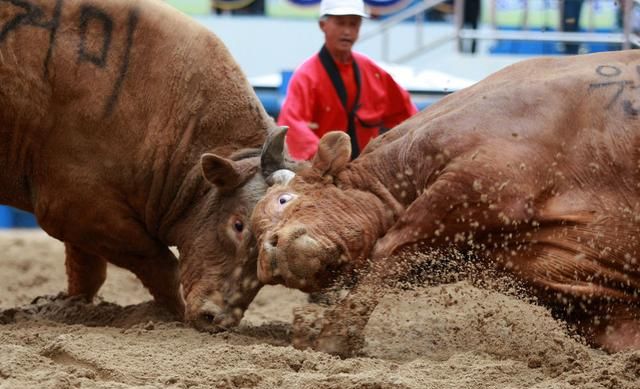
[0,206,39,228]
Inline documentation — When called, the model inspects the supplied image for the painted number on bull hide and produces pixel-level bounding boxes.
[0,0,63,78]
[78,6,113,68]
[589,64,640,116]
[0,0,139,117]
[93,7,139,117]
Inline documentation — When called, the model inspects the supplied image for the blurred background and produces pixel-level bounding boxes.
[2,0,638,228]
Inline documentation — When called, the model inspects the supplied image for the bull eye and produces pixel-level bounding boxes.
[233,219,244,233]
[278,193,293,205]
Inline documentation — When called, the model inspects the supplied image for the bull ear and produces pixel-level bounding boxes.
[201,153,247,192]
[261,126,288,178]
[312,131,351,177]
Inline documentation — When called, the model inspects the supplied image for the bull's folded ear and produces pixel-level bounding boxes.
[201,153,252,193]
[312,131,351,177]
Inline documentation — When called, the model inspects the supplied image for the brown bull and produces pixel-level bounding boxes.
[252,50,640,357]
[0,0,291,330]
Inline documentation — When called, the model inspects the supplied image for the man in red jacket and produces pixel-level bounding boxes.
[277,0,418,161]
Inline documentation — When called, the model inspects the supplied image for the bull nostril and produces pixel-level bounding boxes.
[191,310,227,334]
[268,232,279,247]
[200,312,216,323]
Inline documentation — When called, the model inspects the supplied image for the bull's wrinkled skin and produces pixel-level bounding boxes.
[252,50,640,357]
[0,0,287,331]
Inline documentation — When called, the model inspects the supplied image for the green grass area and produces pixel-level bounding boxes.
[162,0,620,29]
[165,0,211,15]
[482,1,618,29]
[266,0,318,18]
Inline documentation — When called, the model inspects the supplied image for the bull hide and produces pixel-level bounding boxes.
[0,0,280,330]
[252,50,640,357]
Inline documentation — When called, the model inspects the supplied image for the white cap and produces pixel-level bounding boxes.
[319,0,368,18]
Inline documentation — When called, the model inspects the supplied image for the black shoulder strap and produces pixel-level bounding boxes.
[318,45,362,158]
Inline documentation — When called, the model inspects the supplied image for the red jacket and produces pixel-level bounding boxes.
[277,51,418,160]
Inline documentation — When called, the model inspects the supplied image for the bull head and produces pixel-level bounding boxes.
[181,126,297,332]
[251,131,367,292]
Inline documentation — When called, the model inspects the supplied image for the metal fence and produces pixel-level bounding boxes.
[361,0,640,63]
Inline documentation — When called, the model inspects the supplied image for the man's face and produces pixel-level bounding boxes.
[319,15,363,57]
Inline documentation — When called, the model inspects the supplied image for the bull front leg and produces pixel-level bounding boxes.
[65,241,184,318]
[65,242,108,299]
[108,246,184,320]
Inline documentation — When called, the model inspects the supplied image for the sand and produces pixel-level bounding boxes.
[1,230,639,389]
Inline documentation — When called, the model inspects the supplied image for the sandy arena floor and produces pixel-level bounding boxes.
[0,230,639,388]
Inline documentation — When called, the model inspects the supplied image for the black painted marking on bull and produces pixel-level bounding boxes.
[596,65,622,78]
[590,64,640,114]
[589,80,633,109]
[77,6,113,68]
[43,0,62,78]
[0,0,38,43]
[0,0,62,77]
[103,8,138,117]
[623,100,640,116]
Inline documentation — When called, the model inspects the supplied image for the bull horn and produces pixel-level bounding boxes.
[261,126,288,178]
[267,169,295,186]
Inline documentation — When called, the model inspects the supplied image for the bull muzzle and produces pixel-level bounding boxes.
[187,301,243,333]
[258,224,325,290]
[190,281,263,333]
